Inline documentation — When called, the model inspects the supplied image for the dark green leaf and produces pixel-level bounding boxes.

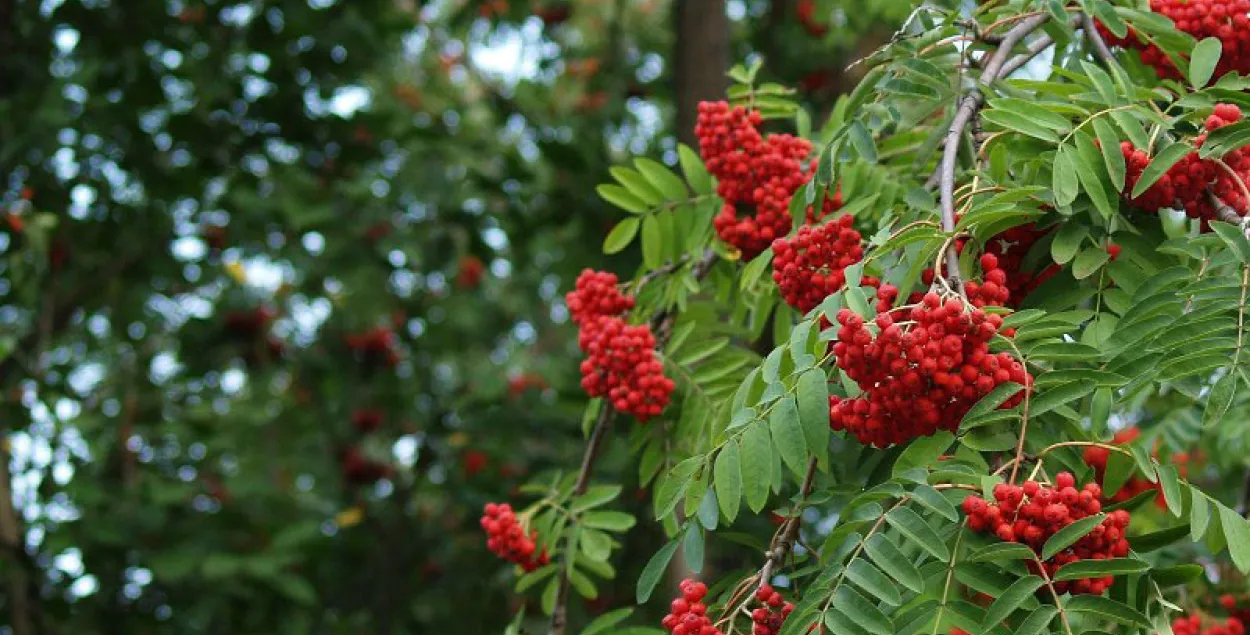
[1042,513,1106,560]
[635,540,680,603]
[982,576,1044,630]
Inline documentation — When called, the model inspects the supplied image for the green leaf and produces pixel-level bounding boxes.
[796,369,830,470]
[1053,557,1150,581]
[1218,503,1250,572]
[1042,513,1106,560]
[714,442,742,523]
[1030,381,1096,417]
[911,484,958,522]
[1204,372,1239,428]
[969,541,1036,562]
[1210,222,1250,263]
[654,458,702,519]
[569,568,598,599]
[982,576,1044,630]
[582,608,635,635]
[886,507,950,561]
[1050,222,1088,264]
[641,214,663,269]
[1151,564,1205,587]
[893,431,955,476]
[1191,488,1210,541]
[981,108,1062,142]
[1155,464,1183,517]
[610,167,664,205]
[573,485,622,512]
[1128,524,1191,552]
[742,423,772,513]
[635,539,680,603]
[1093,118,1126,192]
[683,525,704,573]
[542,576,560,614]
[849,120,878,163]
[516,564,559,592]
[1073,132,1116,220]
[580,528,613,562]
[677,144,713,195]
[964,383,1024,420]
[845,559,903,606]
[635,158,690,201]
[769,396,808,478]
[597,184,649,214]
[1103,450,1134,498]
[1072,246,1111,279]
[1131,143,1194,199]
[602,217,640,254]
[1065,595,1150,628]
[582,511,636,532]
[865,534,925,593]
[1053,145,1080,207]
[1016,606,1057,635]
[833,586,893,634]
[1189,37,1223,88]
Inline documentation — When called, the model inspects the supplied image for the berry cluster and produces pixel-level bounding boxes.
[829,271,1031,448]
[696,101,842,259]
[1083,427,1191,509]
[962,473,1132,595]
[910,252,1016,311]
[979,224,1060,307]
[351,409,384,434]
[566,270,675,422]
[480,502,549,572]
[1098,0,1250,83]
[1173,615,1246,635]
[748,585,795,635]
[1120,104,1250,225]
[660,580,794,635]
[339,447,394,486]
[345,326,402,368]
[771,215,869,312]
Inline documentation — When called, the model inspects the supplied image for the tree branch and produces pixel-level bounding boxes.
[1081,14,1117,67]
[937,14,1051,290]
[549,249,718,635]
[757,458,818,589]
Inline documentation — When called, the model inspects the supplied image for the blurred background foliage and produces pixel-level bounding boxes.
[0,0,932,633]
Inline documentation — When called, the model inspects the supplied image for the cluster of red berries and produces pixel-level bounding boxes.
[345,326,401,368]
[660,580,794,635]
[351,409,384,434]
[457,255,486,289]
[1083,427,1191,509]
[1222,594,1250,628]
[1120,104,1250,226]
[771,215,870,312]
[696,101,842,259]
[1098,0,1250,83]
[910,252,1015,311]
[962,473,1132,595]
[480,502,549,572]
[566,270,675,422]
[747,585,795,635]
[1173,615,1246,635]
[829,265,1032,447]
[978,224,1061,307]
[339,447,394,486]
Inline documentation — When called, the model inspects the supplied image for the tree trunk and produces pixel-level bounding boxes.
[674,0,730,146]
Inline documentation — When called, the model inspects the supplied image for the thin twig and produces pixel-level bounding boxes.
[549,249,718,635]
[758,458,819,589]
[1082,13,1117,67]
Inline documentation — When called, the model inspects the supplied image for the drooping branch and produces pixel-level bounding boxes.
[548,249,718,635]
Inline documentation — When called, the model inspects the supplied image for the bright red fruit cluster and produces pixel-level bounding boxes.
[829,268,1031,447]
[480,502,550,572]
[696,101,841,259]
[1099,0,1250,82]
[661,578,714,635]
[660,580,794,635]
[748,585,795,635]
[771,215,868,313]
[1173,615,1246,635]
[567,270,675,422]
[962,473,1132,595]
[1120,104,1250,226]
[979,224,1060,307]
[345,326,402,368]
